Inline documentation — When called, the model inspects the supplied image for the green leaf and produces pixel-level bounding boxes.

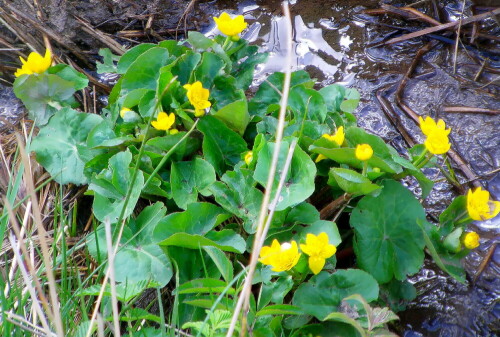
[117,308,161,323]
[96,48,120,73]
[292,270,379,320]
[339,88,360,113]
[311,147,397,174]
[187,31,214,50]
[121,47,170,92]
[176,278,234,295]
[157,230,245,253]
[31,108,104,185]
[254,139,316,211]
[77,280,159,302]
[203,246,234,283]
[171,50,201,85]
[249,71,314,117]
[329,168,382,195]
[288,86,327,123]
[197,116,248,175]
[210,167,263,234]
[319,84,345,112]
[86,203,173,287]
[171,157,216,209]
[439,196,467,235]
[323,312,367,337]
[117,43,157,74]
[88,149,144,222]
[259,276,295,309]
[212,100,250,135]
[194,52,225,88]
[147,131,201,162]
[47,64,89,90]
[14,73,77,126]
[417,219,466,283]
[350,180,426,283]
[154,202,230,239]
[256,305,303,317]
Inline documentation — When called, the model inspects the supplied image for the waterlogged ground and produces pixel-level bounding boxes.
[1,0,499,335]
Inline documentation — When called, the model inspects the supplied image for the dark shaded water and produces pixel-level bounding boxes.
[1,0,499,335]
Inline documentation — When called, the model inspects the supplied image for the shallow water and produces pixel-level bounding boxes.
[207,0,499,336]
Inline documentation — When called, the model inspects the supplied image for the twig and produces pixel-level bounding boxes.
[473,243,497,282]
[394,43,480,190]
[73,15,125,55]
[319,193,352,220]
[443,107,500,115]
[384,7,500,45]
[376,85,416,147]
[379,4,441,26]
[226,3,293,337]
[452,0,467,74]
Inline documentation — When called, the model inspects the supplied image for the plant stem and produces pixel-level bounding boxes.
[143,119,199,188]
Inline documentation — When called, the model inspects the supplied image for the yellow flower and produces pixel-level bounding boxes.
[300,233,336,275]
[424,130,451,155]
[462,231,480,249]
[419,116,450,137]
[466,187,500,221]
[323,126,345,146]
[355,144,373,161]
[152,112,176,131]
[316,127,345,163]
[15,49,52,77]
[213,12,248,39]
[183,81,211,117]
[244,151,253,165]
[120,107,132,119]
[259,239,301,272]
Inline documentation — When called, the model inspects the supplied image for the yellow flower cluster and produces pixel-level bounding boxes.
[419,116,451,155]
[15,49,52,77]
[213,12,248,40]
[259,232,337,275]
[466,187,500,221]
[316,126,344,163]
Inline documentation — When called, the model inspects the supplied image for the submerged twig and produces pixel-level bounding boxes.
[443,107,500,115]
[384,7,500,45]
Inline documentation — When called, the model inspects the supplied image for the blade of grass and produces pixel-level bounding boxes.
[226,2,293,336]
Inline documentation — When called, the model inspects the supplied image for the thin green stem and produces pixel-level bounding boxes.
[362,161,368,176]
[143,119,199,188]
[413,147,429,168]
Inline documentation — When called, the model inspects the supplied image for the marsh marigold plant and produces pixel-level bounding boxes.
[462,231,480,249]
[355,144,373,161]
[152,112,176,132]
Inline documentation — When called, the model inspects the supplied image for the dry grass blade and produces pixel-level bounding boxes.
[15,134,65,337]
[225,2,293,336]
[104,219,121,337]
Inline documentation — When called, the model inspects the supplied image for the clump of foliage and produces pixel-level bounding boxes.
[7,12,498,337]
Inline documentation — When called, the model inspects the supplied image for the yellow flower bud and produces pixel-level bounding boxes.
[462,231,480,249]
[355,144,373,161]
[120,107,132,119]
[244,151,253,165]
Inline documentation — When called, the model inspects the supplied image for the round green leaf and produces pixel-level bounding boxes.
[350,179,426,283]
[292,269,379,320]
